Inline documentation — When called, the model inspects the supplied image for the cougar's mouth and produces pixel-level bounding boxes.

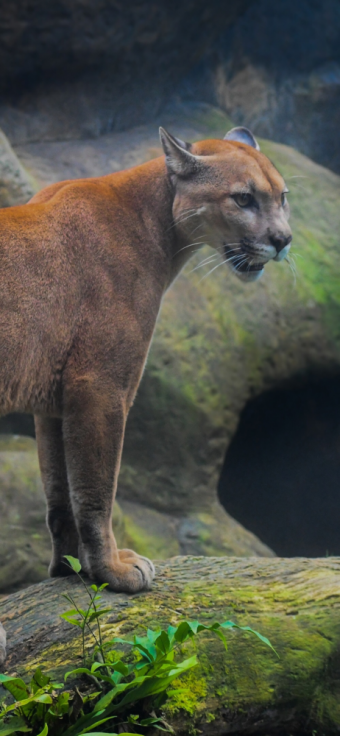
[224,243,266,282]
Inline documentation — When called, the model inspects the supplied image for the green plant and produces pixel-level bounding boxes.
[0,557,276,736]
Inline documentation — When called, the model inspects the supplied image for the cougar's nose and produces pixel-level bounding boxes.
[269,233,292,252]
[270,233,292,262]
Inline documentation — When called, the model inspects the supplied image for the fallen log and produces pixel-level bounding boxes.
[1,556,340,734]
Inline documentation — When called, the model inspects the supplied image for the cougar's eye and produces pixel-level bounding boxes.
[233,192,254,208]
[281,191,288,206]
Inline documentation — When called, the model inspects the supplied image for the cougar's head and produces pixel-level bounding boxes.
[160,126,292,282]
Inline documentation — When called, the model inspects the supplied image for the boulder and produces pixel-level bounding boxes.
[1,556,340,733]
[0,1,252,144]
[204,0,340,173]
[0,130,37,207]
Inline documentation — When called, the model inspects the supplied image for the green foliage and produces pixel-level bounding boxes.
[0,558,275,736]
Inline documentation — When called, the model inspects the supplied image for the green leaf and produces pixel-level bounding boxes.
[35,694,53,704]
[64,668,92,681]
[87,610,112,623]
[154,631,170,654]
[167,625,177,644]
[32,670,51,690]
[112,637,134,647]
[36,724,48,736]
[111,661,129,677]
[93,684,129,713]
[0,677,29,702]
[173,622,193,643]
[0,716,31,735]
[229,624,278,655]
[62,713,115,736]
[60,613,85,629]
[64,556,82,573]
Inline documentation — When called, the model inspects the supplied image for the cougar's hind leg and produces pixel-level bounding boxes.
[34,416,79,577]
[62,380,154,593]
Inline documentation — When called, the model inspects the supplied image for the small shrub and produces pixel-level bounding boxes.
[0,556,276,736]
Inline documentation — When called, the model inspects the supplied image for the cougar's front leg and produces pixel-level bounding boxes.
[62,384,154,593]
[35,416,79,576]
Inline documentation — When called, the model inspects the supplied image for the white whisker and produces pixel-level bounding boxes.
[190,222,205,236]
[173,240,206,257]
[166,209,198,233]
[190,255,219,273]
[285,254,297,286]
[198,259,229,282]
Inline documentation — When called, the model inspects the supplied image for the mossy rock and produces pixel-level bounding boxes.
[2,556,340,734]
[0,130,37,207]
[120,499,273,560]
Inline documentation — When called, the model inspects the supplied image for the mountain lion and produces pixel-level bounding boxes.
[0,126,291,618]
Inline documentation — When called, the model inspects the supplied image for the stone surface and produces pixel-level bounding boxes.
[0,621,5,666]
[1,1,340,172]
[2,556,340,733]
[120,499,273,560]
[0,130,36,207]
[199,0,340,173]
[0,1,251,144]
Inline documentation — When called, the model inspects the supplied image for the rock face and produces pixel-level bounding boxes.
[2,557,340,733]
[1,1,340,173]
[0,622,5,666]
[0,0,251,144]
[196,0,340,173]
[0,130,36,206]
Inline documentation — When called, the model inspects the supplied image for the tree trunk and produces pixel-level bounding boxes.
[1,556,340,734]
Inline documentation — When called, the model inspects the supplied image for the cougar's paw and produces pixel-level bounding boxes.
[96,550,155,593]
[0,623,6,667]
[118,548,155,577]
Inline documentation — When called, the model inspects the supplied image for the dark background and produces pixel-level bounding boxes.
[1,0,340,171]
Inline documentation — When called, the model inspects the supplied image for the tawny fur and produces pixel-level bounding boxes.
[0,131,291,599]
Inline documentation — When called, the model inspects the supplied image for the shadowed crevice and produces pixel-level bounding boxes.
[218,375,340,557]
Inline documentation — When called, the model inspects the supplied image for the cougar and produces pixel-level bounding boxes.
[0,126,292,663]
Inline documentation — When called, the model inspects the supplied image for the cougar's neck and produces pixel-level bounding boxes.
[107,157,204,289]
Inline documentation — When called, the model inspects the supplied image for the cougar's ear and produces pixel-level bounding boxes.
[159,127,201,177]
[224,126,260,151]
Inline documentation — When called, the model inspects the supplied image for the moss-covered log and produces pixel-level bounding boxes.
[1,556,340,734]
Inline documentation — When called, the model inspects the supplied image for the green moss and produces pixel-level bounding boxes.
[123,513,179,559]
[165,664,208,717]
[8,557,340,732]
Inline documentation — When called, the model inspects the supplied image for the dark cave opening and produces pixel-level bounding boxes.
[218,375,340,557]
